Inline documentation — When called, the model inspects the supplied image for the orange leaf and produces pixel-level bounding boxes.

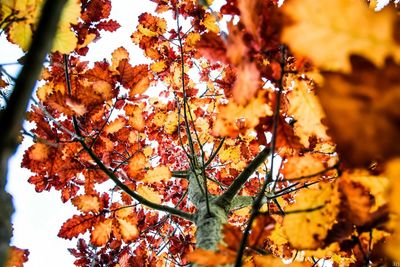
[91,219,113,246]
[124,104,145,132]
[285,76,329,147]
[142,166,171,183]
[126,152,146,179]
[232,62,260,105]
[213,91,272,137]
[137,184,161,205]
[186,248,234,267]
[281,0,400,72]
[58,214,96,239]
[71,194,102,213]
[117,218,139,243]
[6,246,29,267]
[318,58,400,167]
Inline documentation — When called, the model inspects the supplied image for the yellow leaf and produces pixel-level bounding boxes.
[124,104,145,132]
[9,22,32,51]
[286,77,329,147]
[282,0,400,72]
[164,111,178,134]
[111,47,130,72]
[201,13,219,33]
[213,91,273,137]
[143,166,171,183]
[117,218,139,243]
[282,182,340,250]
[253,255,309,267]
[91,219,113,246]
[384,158,400,260]
[186,32,201,46]
[105,117,126,135]
[150,61,167,73]
[71,195,101,213]
[115,206,134,219]
[137,184,161,205]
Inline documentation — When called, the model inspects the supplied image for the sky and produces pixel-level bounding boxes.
[2,0,392,266]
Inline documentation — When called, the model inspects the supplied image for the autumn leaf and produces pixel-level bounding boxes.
[142,166,171,183]
[117,218,139,243]
[186,248,234,267]
[126,152,147,179]
[213,91,272,137]
[282,182,340,250]
[58,214,97,239]
[136,184,161,205]
[124,104,145,132]
[6,246,29,267]
[285,76,329,147]
[91,219,113,246]
[282,153,336,180]
[251,255,310,267]
[3,0,80,52]
[282,0,400,72]
[384,158,400,260]
[232,62,260,105]
[137,13,167,37]
[318,57,400,167]
[71,195,102,213]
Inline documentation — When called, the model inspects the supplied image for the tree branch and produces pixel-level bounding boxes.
[214,147,271,209]
[78,139,194,221]
[0,0,67,265]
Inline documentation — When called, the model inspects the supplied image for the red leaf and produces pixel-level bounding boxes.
[97,19,121,32]
[58,214,97,239]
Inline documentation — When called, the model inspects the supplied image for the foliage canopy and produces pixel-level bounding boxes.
[1,0,400,266]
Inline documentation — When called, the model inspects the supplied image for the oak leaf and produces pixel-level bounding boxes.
[282,0,400,72]
[252,255,310,267]
[318,57,400,167]
[282,182,340,250]
[137,13,167,37]
[58,214,96,239]
[384,158,400,260]
[213,91,272,137]
[71,195,102,213]
[124,104,145,132]
[137,184,161,205]
[142,166,171,183]
[232,62,260,105]
[126,152,147,179]
[285,76,329,147]
[90,219,113,246]
[6,246,29,267]
[117,218,139,243]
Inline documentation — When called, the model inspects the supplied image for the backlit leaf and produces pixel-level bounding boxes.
[142,166,171,183]
[282,182,340,250]
[282,0,400,72]
[71,195,102,213]
[90,219,113,246]
[137,184,161,205]
[6,246,29,267]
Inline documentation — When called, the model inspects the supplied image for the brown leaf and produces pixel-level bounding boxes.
[318,57,400,167]
[6,246,29,267]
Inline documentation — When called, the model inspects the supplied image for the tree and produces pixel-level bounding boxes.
[1,0,400,266]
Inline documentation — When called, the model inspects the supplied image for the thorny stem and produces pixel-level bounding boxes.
[234,46,287,266]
